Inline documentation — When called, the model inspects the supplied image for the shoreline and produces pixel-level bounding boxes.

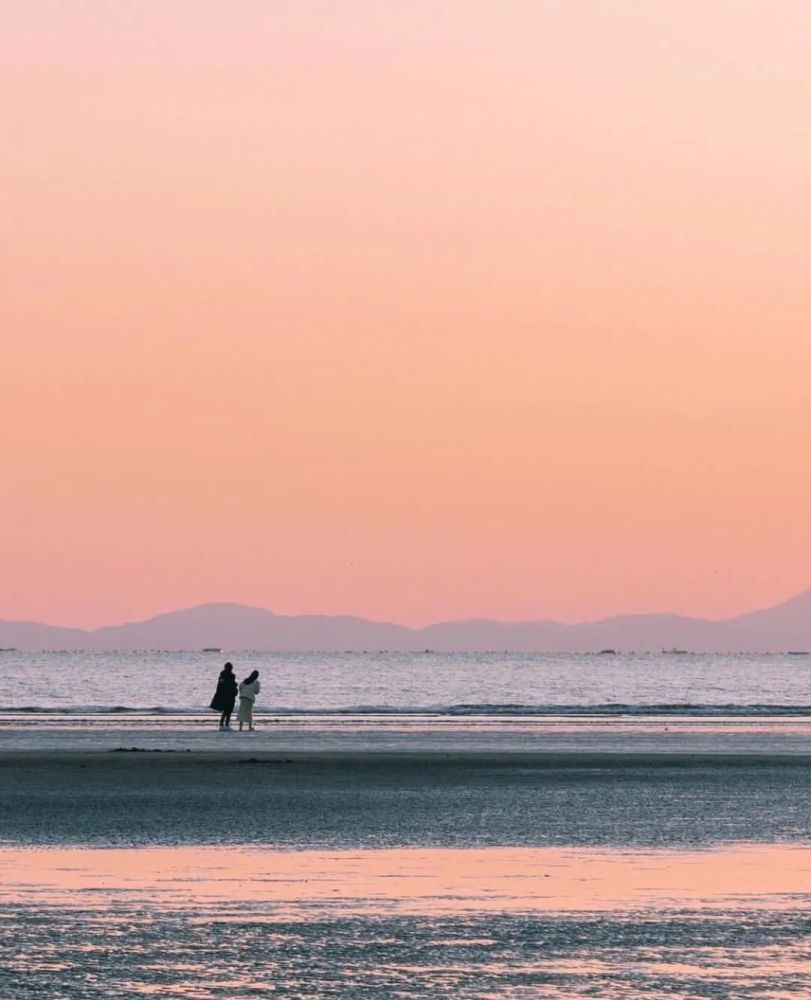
[3,712,811,756]
[2,748,811,766]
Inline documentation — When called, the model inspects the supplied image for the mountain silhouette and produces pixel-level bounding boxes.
[2,591,811,652]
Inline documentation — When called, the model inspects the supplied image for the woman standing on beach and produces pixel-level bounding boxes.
[237,670,261,732]
[210,662,238,730]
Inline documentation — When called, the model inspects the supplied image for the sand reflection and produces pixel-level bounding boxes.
[1,844,809,917]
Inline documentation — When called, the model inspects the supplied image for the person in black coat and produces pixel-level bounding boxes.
[210,662,238,730]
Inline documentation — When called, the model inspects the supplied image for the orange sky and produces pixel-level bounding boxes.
[3,2,811,628]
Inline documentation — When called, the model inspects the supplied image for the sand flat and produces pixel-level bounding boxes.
[2,711,811,755]
[1,843,810,998]
[1,748,809,848]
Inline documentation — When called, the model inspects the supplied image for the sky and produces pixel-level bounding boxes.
[3,1,811,629]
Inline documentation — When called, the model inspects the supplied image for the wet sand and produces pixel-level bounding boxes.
[3,711,811,755]
[3,747,810,996]
[1,842,810,998]
[4,842,810,914]
[2,750,809,847]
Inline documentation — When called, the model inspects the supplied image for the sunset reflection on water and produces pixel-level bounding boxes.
[1,843,810,916]
[1,844,809,997]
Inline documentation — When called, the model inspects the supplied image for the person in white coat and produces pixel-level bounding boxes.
[237,670,261,731]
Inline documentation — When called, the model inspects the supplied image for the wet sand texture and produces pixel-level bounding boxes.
[2,839,811,998]
[1,751,809,847]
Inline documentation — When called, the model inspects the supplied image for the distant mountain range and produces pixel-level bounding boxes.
[2,590,811,652]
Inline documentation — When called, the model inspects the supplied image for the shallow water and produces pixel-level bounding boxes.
[2,711,811,755]
[1,845,809,998]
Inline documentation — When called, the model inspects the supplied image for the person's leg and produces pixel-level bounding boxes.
[219,711,227,729]
[248,702,254,731]
[223,711,231,729]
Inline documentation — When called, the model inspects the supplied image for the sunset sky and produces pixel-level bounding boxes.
[3,2,811,629]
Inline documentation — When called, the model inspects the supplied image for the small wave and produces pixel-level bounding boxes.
[0,705,189,715]
[0,703,810,717]
[439,703,811,717]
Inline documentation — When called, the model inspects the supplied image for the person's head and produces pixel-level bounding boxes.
[244,669,259,684]
[222,662,233,674]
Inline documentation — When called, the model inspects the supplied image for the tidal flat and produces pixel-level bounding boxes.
[1,840,810,998]
[1,748,809,998]
[1,749,809,848]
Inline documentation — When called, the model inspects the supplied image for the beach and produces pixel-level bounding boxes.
[1,739,810,997]
[2,746,811,848]
[1,840,809,998]
[2,662,810,996]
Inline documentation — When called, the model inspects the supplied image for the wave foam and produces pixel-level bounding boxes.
[0,703,810,717]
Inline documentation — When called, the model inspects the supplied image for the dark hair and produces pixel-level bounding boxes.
[243,669,259,684]
[223,662,233,673]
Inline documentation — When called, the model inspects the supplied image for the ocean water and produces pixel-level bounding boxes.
[0,650,809,715]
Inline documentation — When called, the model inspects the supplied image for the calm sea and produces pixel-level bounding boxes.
[0,650,808,714]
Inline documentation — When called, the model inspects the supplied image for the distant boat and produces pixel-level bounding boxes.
[662,648,688,655]
[787,651,810,656]
[0,647,17,652]
[598,649,617,655]
[202,647,222,653]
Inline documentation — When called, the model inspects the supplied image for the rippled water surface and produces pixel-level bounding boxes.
[1,650,810,714]
[1,845,809,999]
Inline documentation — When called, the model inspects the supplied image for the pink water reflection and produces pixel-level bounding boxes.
[1,844,809,918]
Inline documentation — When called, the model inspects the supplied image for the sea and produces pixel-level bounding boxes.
[1,649,809,716]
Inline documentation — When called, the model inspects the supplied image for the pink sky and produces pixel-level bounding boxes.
[3,2,811,628]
